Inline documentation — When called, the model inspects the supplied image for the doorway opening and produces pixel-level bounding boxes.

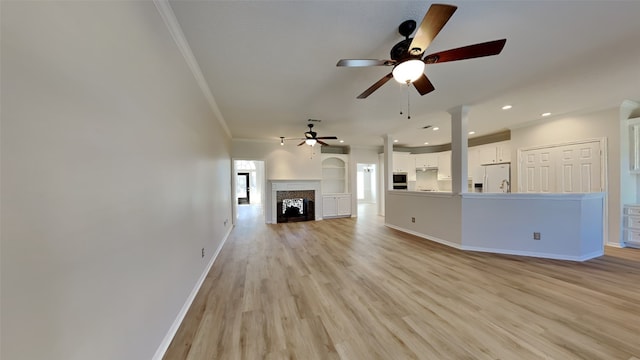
[357,163,377,204]
[233,160,265,224]
[237,172,250,204]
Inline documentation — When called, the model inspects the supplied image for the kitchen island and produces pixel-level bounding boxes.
[385,190,605,261]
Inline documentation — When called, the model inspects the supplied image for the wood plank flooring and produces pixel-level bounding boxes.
[164,204,640,359]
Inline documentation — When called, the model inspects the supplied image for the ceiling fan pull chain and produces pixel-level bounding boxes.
[399,85,404,116]
[406,83,411,120]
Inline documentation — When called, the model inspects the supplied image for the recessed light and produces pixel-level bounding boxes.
[424,142,429,145]
[502,105,512,110]
[468,131,475,135]
[542,112,551,117]
[394,139,399,143]
[432,127,439,131]
[339,140,344,143]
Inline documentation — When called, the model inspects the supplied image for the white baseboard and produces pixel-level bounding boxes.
[385,223,603,261]
[606,241,626,248]
[461,245,604,262]
[152,225,233,360]
[384,223,463,250]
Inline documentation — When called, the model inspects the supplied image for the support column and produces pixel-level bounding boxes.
[383,134,394,192]
[449,105,470,194]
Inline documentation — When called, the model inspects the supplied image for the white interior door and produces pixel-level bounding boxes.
[558,142,601,192]
[522,148,555,193]
[520,139,603,193]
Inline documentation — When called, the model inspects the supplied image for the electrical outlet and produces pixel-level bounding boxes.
[533,232,541,240]
[202,248,205,258]
[411,217,415,223]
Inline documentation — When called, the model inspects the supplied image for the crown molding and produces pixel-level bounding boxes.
[153,0,232,138]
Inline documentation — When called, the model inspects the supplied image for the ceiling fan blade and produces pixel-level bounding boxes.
[409,4,457,56]
[337,59,395,67]
[357,73,393,99]
[317,140,329,146]
[317,136,338,140]
[297,141,305,146]
[423,39,507,64]
[413,74,435,96]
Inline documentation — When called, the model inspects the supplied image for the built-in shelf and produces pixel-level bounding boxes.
[321,154,348,194]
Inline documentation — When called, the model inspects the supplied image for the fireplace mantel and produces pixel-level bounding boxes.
[268,180,321,223]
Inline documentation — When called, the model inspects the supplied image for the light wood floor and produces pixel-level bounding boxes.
[164,203,640,359]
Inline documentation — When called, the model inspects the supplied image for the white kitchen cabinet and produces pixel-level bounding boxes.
[392,152,413,173]
[479,141,511,164]
[322,154,348,194]
[629,118,640,172]
[323,194,351,218]
[623,204,640,248]
[437,151,451,180]
[414,153,438,169]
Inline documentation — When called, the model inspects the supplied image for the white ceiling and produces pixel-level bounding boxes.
[168,0,640,148]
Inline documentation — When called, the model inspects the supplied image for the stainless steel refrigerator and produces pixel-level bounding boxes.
[482,163,511,193]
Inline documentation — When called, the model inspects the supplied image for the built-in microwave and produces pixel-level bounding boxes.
[393,173,407,184]
[392,172,408,190]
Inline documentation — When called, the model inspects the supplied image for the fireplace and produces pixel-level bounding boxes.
[269,180,320,224]
[276,190,315,223]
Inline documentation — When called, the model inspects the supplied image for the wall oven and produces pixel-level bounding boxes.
[392,172,408,190]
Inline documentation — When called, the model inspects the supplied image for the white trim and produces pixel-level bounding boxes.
[152,225,233,360]
[384,224,463,250]
[460,245,604,262]
[385,223,604,261]
[153,0,232,138]
[517,137,606,153]
[606,241,625,248]
[461,192,604,201]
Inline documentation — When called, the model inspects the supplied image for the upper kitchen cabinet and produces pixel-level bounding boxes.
[629,117,640,173]
[321,154,348,194]
[414,153,438,169]
[392,152,414,173]
[437,151,452,179]
[479,141,511,164]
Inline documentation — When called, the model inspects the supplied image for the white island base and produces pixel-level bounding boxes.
[386,191,605,261]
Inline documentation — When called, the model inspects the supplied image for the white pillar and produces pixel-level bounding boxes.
[449,105,470,194]
[383,134,394,192]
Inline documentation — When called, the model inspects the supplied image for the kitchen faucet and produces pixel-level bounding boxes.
[500,179,510,192]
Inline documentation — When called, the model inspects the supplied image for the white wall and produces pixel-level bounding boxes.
[1,2,232,360]
[385,192,463,246]
[232,139,322,180]
[510,107,619,245]
[461,194,604,260]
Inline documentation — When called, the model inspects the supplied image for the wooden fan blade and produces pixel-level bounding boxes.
[423,39,507,64]
[357,73,393,99]
[409,4,457,56]
[337,59,395,67]
[317,136,338,140]
[317,140,329,146]
[413,74,435,96]
[297,141,305,146]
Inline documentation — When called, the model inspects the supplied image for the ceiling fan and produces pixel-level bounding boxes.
[337,3,506,99]
[282,123,338,146]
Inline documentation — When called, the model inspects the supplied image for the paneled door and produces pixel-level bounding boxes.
[521,147,555,192]
[558,141,601,192]
[519,139,603,193]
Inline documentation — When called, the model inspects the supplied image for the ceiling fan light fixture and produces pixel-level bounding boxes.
[305,138,317,146]
[392,59,425,84]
